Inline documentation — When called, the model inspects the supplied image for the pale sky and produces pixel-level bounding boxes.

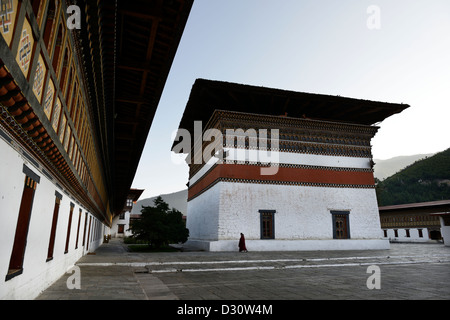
[132,0,450,199]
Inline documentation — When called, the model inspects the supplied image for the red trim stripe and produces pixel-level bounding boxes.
[188,164,375,200]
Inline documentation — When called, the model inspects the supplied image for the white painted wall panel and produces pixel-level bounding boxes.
[186,183,221,241]
[0,136,106,299]
[186,178,386,251]
[217,182,381,241]
[189,148,372,186]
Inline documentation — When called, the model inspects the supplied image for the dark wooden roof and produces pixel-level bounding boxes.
[128,188,145,202]
[379,200,450,213]
[81,0,193,215]
[174,79,410,148]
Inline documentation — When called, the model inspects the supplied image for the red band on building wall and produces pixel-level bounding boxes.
[188,163,375,200]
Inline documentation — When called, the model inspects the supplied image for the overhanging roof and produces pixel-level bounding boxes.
[379,200,450,213]
[128,188,145,202]
[82,0,193,215]
[174,79,410,146]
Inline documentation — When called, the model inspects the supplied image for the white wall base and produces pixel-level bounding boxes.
[185,239,390,252]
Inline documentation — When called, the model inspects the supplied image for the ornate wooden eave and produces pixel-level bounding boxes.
[0,0,193,225]
[173,79,410,151]
[81,0,193,215]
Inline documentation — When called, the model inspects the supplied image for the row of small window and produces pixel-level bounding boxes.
[260,210,351,240]
[6,164,102,282]
[383,229,424,238]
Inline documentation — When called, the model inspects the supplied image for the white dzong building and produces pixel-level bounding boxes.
[0,0,192,299]
[173,79,409,251]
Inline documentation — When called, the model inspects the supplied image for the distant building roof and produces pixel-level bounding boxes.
[128,189,145,202]
[379,200,450,213]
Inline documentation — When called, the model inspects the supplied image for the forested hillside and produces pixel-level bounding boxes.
[376,148,450,206]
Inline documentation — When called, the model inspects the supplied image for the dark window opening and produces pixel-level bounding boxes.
[46,191,63,261]
[6,166,40,281]
[64,203,74,254]
[331,211,350,239]
[75,209,82,249]
[260,210,275,239]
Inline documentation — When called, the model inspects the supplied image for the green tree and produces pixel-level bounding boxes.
[129,196,189,248]
[376,148,450,206]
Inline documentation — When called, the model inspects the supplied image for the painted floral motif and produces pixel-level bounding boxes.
[43,81,55,120]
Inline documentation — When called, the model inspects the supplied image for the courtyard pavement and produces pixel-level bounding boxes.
[36,238,450,301]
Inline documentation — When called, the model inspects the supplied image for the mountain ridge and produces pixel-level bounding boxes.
[373,153,436,181]
[376,148,450,206]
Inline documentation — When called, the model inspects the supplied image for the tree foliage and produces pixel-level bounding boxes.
[128,196,189,248]
[376,148,450,206]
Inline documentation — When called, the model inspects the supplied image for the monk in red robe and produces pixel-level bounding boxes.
[238,233,248,252]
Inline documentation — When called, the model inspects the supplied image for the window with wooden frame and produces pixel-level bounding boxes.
[71,91,79,121]
[30,0,45,26]
[64,203,75,254]
[42,0,58,53]
[59,47,69,90]
[6,165,40,281]
[75,209,82,249]
[86,216,92,251]
[82,212,88,247]
[73,99,81,130]
[331,211,350,239]
[47,190,63,262]
[64,65,74,103]
[51,23,64,71]
[260,210,275,239]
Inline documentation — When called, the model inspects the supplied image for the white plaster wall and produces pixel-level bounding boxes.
[224,148,372,169]
[382,228,431,243]
[217,181,382,241]
[186,183,220,241]
[186,180,387,251]
[189,148,372,186]
[0,137,105,300]
[439,217,450,246]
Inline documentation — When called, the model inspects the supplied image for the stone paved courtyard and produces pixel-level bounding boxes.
[36,239,450,301]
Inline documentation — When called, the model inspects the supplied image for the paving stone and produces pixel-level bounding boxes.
[36,238,450,300]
